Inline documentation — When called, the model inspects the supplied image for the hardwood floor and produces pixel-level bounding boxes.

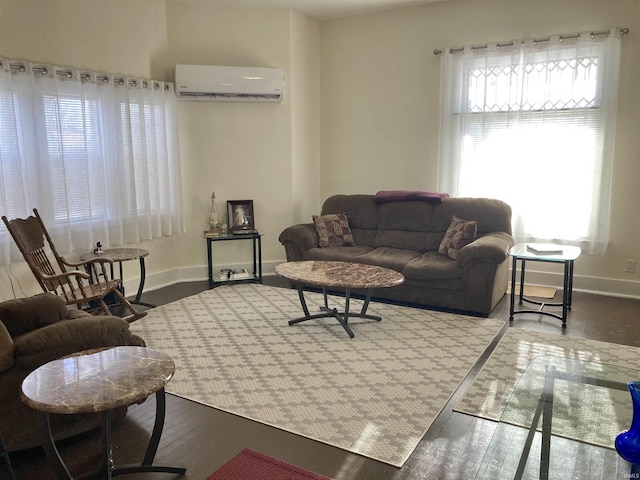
[4,277,640,480]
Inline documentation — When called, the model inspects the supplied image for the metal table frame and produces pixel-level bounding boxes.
[515,365,632,480]
[205,232,263,289]
[38,388,185,480]
[289,285,382,339]
[509,244,581,327]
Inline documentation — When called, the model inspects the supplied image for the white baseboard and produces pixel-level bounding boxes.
[121,260,285,296]
[123,261,640,301]
[511,269,640,300]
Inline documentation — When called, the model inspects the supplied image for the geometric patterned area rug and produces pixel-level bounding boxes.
[454,328,640,449]
[130,283,505,467]
[207,448,332,480]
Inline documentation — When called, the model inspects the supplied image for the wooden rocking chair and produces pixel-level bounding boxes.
[2,209,146,322]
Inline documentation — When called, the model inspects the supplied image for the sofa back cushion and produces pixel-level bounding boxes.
[0,293,67,338]
[375,201,434,252]
[428,198,513,251]
[321,194,512,253]
[322,195,379,247]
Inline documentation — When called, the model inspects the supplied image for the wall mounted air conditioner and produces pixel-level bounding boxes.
[174,64,284,102]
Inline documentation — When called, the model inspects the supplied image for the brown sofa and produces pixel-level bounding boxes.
[0,293,145,452]
[279,194,515,316]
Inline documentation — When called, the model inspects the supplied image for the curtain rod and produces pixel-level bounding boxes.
[433,27,629,56]
[0,58,171,90]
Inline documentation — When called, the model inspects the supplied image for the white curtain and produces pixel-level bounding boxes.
[438,29,622,255]
[0,59,184,264]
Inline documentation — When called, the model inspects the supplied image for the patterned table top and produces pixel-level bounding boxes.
[275,260,405,289]
[21,346,174,414]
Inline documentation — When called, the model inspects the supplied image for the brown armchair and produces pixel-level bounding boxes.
[0,293,145,452]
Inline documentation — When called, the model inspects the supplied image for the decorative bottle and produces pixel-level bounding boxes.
[615,381,640,465]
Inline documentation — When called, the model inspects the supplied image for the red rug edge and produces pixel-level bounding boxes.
[207,448,333,480]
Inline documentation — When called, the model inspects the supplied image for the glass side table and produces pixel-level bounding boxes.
[475,355,639,480]
[509,243,581,327]
[204,232,263,288]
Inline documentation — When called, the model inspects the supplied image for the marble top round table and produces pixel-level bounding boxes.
[275,261,404,338]
[21,346,173,414]
[21,346,185,479]
[79,248,154,307]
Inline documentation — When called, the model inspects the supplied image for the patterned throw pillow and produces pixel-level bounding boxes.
[312,213,356,248]
[438,216,477,260]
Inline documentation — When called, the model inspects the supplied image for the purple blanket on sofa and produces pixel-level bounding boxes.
[374,190,450,203]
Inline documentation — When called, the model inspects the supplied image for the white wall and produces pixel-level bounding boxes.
[289,11,322,224]
[164,4,296,279]
[320,0,640,296]
[0,0,638,299]
[0,0,173,297]
[0,0,321,299]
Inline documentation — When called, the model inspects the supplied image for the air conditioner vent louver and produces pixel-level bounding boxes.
[174,65,284,103]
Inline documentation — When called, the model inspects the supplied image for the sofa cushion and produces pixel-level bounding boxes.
[312,214,355,247]
[0,321,14,373]
[303,245,374,262]
[403,252,463,281]
[355,247,422,272]
[438,216,477,260]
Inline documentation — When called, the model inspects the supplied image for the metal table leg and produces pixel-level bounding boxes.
[288,285,382,338]
[38,389,185,479]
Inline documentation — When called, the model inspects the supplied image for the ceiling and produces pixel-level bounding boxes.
[164,0,448,21]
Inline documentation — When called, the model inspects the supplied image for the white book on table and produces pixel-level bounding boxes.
[526,244,563,255]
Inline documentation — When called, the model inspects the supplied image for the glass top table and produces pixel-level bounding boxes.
[509,243,581,327]
[475,355,639,480]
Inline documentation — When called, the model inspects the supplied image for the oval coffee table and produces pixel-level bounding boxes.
[21,346,186,479]
[275,260,404,338]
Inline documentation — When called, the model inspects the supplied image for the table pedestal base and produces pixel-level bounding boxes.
[289,286,381,339]
[39,388,185,480]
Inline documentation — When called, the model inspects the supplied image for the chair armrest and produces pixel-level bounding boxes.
[278,224,318,261]
[60,256,117,283]
[41,270,91,283]
[60,256,114,269]
[456,231,515,267]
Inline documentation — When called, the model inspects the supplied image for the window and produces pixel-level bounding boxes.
[438,31,622,255]
[0,61,184,264]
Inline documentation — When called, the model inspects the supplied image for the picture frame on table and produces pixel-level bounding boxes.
[227,200,256,234]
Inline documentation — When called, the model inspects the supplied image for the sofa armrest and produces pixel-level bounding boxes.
[13,315,141,369]
[456,231,515,267]
[0,321,14,373]
[278,223,319,261]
